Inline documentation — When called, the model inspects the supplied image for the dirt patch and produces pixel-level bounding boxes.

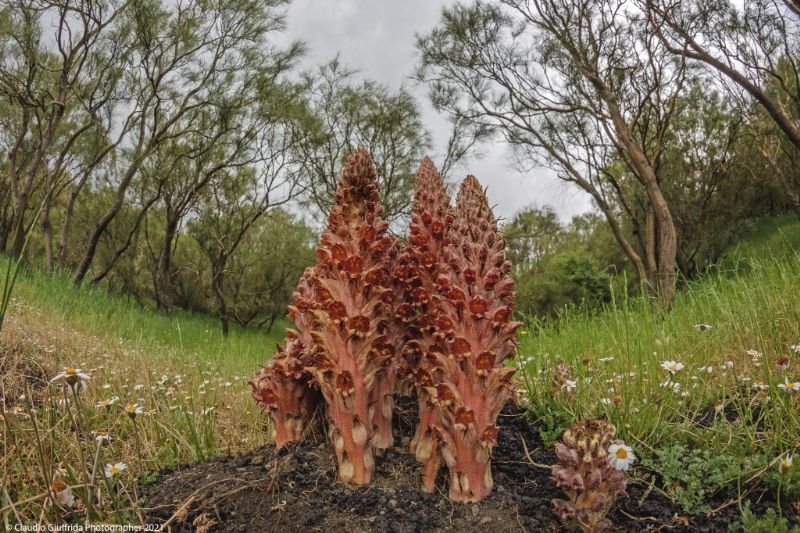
[143,399,795,532]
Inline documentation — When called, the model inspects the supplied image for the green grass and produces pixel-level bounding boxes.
[517,215,800,513]
[5,262,286,376]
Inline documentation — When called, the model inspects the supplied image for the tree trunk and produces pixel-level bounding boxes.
[73,162,142,284]
[10,192,31,259]
[58,175,91,270]
[42,198,54,273]
[156,216,180,316]
[644,204,658,295]
[89,195,159,286]
[211,257,230,337]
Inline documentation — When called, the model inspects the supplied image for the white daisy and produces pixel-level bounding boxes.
[608,443,636,470]
[777,378,800,393]
[561,380,577,393]
[104,462,127,478]
[661,361,684,374]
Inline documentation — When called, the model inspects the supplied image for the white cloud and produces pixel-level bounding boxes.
[283,0,593,222]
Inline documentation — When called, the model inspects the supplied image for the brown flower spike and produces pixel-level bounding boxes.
[551,419,628,532]
[397,158,455,492]
[305,148,399,485]
[249,268,322,448]
[423,175,522,502]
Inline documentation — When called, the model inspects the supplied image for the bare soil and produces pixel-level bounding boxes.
[142,399,795,532]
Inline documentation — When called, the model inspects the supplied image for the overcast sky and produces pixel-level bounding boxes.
[283,0,593,222]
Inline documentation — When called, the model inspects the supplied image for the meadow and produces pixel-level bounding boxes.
[1,216,799,527]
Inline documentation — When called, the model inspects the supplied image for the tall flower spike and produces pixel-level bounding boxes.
[306,148,399,485]
[398,157,454,492]
[250,268,322,448]
[424,174,523,502]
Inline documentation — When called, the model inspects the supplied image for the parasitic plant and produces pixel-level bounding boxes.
[305,148,399,485]
[551,419,629,532]
[396,158,454,492]
[421,175,522,502]
[250,268,322,448]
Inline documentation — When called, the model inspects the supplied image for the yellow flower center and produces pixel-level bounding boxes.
[65,368,76,375]
[615,448,628,460]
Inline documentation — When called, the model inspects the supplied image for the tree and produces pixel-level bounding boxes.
[293,59,432,223]
[503,210,621,317]
[417,0,688,303]
[187,115,302,334]
[644,0,800,152]
[0,0,130,258]
[64,0,303,285]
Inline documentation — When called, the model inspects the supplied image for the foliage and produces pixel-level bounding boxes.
[504,208,621,318]
[642,443,743,514]
[731,503,800,533]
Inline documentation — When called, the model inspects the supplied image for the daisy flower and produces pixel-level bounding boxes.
[723,360,734,369]
[661,380,681,392]
[661,361,684,374]
[746,349,763,359]
[50,367,90,394]
[126,403,144,418]
[777,378,800,393]
[96,396,119,410]
[752,381,769,391]
[790,344,800,355]
[104,462,127,478]
[608,443,636,471]
[561,379,577,393]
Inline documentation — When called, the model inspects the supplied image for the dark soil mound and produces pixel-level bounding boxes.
[142,400,792,532]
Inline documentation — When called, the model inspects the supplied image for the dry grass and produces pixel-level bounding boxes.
[1,298,274,525]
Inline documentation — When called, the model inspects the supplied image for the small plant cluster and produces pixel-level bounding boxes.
[551,418,632,532]
[250,149,520,501]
